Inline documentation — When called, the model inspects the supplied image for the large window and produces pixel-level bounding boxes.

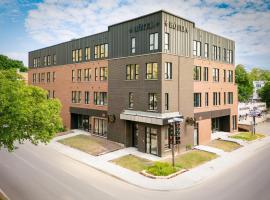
[85,47,91,60]
[33,58,37,67]
[131,37,136,53]
[164,62,172,80]
[84,69,91,81]
[194,66,201,81]
[203,67,209,81]
[94,45,100,59]
[94,92,107,105]
[77,69,82,82]
[205,92,209,106]
[165,93,169,110]
[146,63,158,79]
[100,67,108,81]
[149,33,158,50]
[94,44,108,59]
[213,68,219,82]
[148,93,157,110]
[93,118,107,137]
[47,55,51,65]
[204,43,209,58]
[213,92,221,106]
[71,91,81,103]
[85,91,89,104]
[164,33,169,50]
[228,92,233,104]
[213,45,217,60]
[228,70,233,82]
[129,92,134,109]
[72,49,82,62]
[194,93,201,107]
[126,64,139,80]
[193,40,201,56]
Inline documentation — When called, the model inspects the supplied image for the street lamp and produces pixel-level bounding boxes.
[168,117,184,167]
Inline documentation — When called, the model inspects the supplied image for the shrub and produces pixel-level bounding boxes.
[146,162,181,176]
[186,144,192,150]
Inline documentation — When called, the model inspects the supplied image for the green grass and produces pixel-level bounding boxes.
[230,132,265,141]
[111,154,153,172]
[146,162,181,176]
[58,134,121,156]
[208,139,241,152]
[172,150,218,169]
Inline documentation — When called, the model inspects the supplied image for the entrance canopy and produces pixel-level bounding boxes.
[120,110,183,125]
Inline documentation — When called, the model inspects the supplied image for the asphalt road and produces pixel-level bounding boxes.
[0,141,270,200]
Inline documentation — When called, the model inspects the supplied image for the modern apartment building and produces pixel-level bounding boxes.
[28,10,238,157]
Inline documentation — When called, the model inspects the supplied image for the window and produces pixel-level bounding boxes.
[228,92,233,104]
[72,91,76,103]
[47,72,50,83]
[126,64,139,80]
[213,68,219,82]
[71,91,81,103]
[94,44,108,59]
[205,92,209,106]
[77,69,82,82]
[213,45,217,60]
[52,90,55,99]
[79,49,82,61]
[164,33,169,50]
[164,62,172,80]
[94,45,100,59]
[38,73,40,82]
[193,66,201,81]
[72,70,75,82]
[223,48,227,61]
[203,67,209,81]
[232,115,237,130]
[146,63,158,79]
[84,69,91,81]
[224,92,226,104]
[85,91,90,104]
[53,54,56,65]
[213,92,221,106]
[229,50,233,63]
[193,40,201,56]
[95,68,98,81]
[129,92,134,109]
[164,127,171,150]
[100,44,105,58]
[228,70,233,82]
[72,50,76,62]
[194,93,201,107]
[72,49,82,62]
[148,93,157,110]
[217,47,220,60]
[33,58,37,67]
[47,90,50,99]
[41,73,45,82]
[44,56,47,66]
[204,43,209,58]
[93,118,107,137]
[104,44,108,58]
[131,37,136,53]
[53,72,55,82]
[47,55,51,65]
[165,93,169,110]
[85,47,91,61]
[37,57,40,67]
[149,33,158,50]
[100,67,108,81]
[32,73,36,83]
[223,70,226,82]
[94,92,107,105]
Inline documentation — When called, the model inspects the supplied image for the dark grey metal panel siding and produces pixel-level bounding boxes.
[108,12,162,58]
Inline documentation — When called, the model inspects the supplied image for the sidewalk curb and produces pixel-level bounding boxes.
[0,188,9,200]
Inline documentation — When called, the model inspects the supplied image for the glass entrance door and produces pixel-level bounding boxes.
[132,123,139,148]
[146,127,158,155]
[212,118,220,132]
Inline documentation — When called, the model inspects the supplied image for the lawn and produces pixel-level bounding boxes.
[111,154,153,172]
[172,150,218,169]
[208,139,241,152]
[229,132,265,141]
[58,134,122,156]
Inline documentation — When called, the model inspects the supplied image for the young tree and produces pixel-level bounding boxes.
[259,82,270,108]
[0,54,28,72]
[235,65,253,102]
[0,69,62,151]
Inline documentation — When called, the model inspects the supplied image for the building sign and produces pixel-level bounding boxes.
[164,21,188,33]
[129,22,160,33]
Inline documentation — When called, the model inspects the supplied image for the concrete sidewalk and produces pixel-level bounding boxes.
[49,133,270,191]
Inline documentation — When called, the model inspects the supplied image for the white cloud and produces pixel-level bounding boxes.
[25,0,270,68]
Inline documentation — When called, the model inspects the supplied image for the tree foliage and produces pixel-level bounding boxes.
[235,65,253,102]
[0,69,62,151]
[249,67,270,81]
[0,54,28,72]
[259,82,270,108]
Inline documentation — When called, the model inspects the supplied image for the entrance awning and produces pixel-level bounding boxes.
[120,110,183,125]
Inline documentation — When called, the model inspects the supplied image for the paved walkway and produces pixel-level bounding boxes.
[49,131,270,190]
[194,145,226,156]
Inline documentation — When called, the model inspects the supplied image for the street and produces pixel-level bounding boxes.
[0,139,270,200]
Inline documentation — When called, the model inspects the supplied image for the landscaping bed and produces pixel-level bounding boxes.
[58,134,123,156]
[229,132,265,141]
[208,139,242,152]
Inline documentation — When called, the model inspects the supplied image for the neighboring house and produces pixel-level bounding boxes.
[238,102,267,124]
[252,81,265,101]
[28,10,238,157]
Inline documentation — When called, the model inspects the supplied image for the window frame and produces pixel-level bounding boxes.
[164,62,172,80]
[148,93,157,111]
[146,63,158,80]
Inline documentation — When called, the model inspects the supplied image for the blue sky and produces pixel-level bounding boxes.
[0,0,269,70]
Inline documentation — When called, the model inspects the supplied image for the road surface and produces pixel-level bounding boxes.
[0,142,270,200]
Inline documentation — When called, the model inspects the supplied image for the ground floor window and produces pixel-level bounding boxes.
[93,118,107,137]
[164,127,171,150]
[146,127,158,155]
[232,115,237,130]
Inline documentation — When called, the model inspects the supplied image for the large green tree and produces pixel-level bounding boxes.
[259,82,270,108]
[235,64,253,102]
[0,54,28,72]
[250,67,270,81]
[0,69,62,151]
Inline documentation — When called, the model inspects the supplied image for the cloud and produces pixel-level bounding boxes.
[25,0,270,68]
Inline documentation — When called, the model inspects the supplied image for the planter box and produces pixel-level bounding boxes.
[140,169,187,179]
